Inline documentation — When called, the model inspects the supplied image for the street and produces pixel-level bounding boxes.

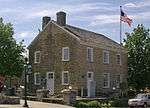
[0,100,75,108]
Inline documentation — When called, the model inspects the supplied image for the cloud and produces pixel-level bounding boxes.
[124,3,137,8]
[14,31,36,39]
[124,0,150,8]
[89,14,119,26]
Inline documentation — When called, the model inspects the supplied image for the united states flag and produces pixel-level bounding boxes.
[121,9,132,27]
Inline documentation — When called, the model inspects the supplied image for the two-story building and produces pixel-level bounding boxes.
[27,11,128,97]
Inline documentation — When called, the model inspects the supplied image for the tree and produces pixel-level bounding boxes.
[124,24,150,91]
[0,18,25,87]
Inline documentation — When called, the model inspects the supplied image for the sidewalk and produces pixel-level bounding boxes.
[0,100,75,108]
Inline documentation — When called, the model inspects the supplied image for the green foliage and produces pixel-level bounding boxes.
[124,24,150,91]
[74,100,112,108]
[109,99,128,107]
[88,100,99,107]
[0,18,25,78]
[74,99,129,107]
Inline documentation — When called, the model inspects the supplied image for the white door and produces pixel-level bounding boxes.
[46,72,54,95]
[87,72,94,97]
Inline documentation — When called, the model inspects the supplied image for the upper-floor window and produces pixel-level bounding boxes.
[34,51,41,63]
[62,47,70,61]
[103,73,110,88]
[87,47,93,62]
[34,73,40,85]
[62,71,69,85]
[116,54,121,65]
[103,50,109,64]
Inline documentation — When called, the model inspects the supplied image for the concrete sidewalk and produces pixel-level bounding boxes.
[0,100,75,108]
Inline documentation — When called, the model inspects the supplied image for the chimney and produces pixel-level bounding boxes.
[56,11,66,26]
[42,16,51,29]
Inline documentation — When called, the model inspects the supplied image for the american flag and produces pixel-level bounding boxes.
[121,9,132,27]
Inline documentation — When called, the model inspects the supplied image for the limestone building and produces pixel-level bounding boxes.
[28,11,128,97]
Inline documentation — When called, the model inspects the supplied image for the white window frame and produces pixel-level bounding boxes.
[26,75,29,83]
[103,73,110,88]
[34,73,40,85]
[62,71,69,85]
[87,47,93,62]
[103,50,109,64]
[116,54,121,65]
[34,51,41,63]
[116,74,122,88]
[62,47,70,61]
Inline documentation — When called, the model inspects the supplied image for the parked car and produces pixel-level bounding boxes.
[128,93,150,108]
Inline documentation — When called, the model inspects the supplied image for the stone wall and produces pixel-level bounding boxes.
[28,21,128,97]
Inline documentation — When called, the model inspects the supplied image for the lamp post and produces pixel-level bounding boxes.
[23,58,32,107]
[23,57,28,107]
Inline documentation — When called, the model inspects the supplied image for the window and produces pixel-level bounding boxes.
[87,72,94,81]
[48,73,54,79]
[116,54,121,65]
[103,50,109,64]
[62,71,69,85]
[34,51,41,63]
[34,73,40,85]
[26,75,29,83]
[116,75,122,88]
[103,73,110,88]
[62,47,70,61]
[87,47,93,62]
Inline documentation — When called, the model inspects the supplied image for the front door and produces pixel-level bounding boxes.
[87,72,95,97]
[46,72,54,95]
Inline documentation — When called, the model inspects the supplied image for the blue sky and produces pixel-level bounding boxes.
[0,0,150,46]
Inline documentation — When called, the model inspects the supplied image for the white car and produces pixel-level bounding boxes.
[128,93,150,108]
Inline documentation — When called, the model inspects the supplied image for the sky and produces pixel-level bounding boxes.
[0,0,150,46]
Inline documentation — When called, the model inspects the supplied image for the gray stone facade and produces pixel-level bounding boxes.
[28,11,128,97]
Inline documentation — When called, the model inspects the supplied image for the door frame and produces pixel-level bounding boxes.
[87,71,94,97]
[46,72,54,95]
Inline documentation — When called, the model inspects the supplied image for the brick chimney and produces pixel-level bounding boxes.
[42,16,51,29]
[56,11,66,26]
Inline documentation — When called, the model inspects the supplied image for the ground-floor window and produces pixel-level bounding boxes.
[116,74,122,88]
[34,73,40,85]
[62,71,69,85]
[103,73,110,88]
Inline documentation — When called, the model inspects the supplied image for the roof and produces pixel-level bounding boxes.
[28,20,127,52]
[64,25,126,52]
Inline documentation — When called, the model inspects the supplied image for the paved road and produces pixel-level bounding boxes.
[0,100,75,108]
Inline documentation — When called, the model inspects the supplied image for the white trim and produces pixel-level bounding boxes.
[46,72,54,94]
[34,51,41,63]
[87,47,93,62]
[34,73,40,85]
[103,50,109,64]
[26,75,29,83]
[103,73,110,88]
[116,74,122,88]
[62,71,69,85]
[62,47,70,61]
[116,54,121,65]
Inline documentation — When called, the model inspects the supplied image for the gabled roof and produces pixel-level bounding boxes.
[64,25,126,52]
[28,20,126,52]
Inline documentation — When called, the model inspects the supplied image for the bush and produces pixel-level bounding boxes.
[88,100,99,107]
[74,101,88,107]
[110,99,128,107]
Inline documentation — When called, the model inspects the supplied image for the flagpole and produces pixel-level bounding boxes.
[120,6,122,45]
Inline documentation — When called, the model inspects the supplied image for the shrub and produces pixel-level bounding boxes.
[88,100,99,107]
[110,99,128,107]
[75,101,88,107]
